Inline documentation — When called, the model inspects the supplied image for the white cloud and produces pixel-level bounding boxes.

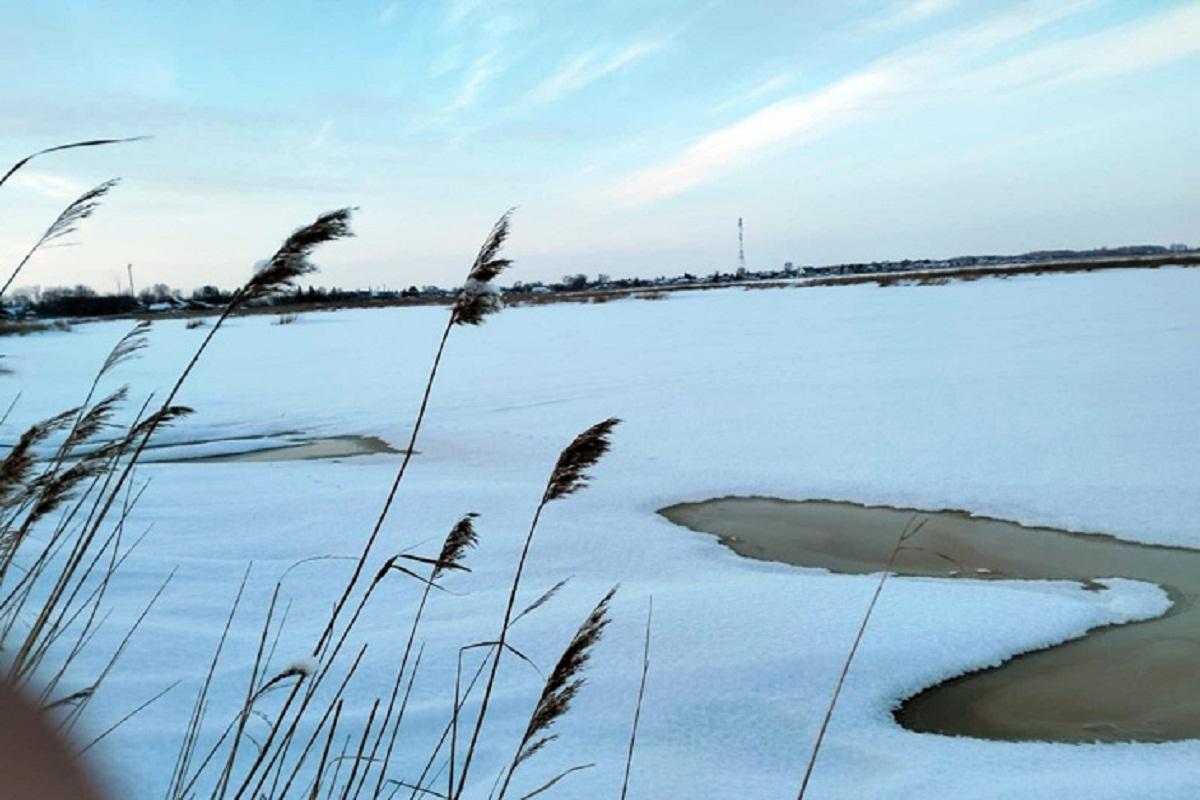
[528,40,666,105]
[7,170,84,200]
[608,70,896,205]
[604,0,1194,206]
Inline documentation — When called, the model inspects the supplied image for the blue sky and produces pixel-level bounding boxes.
[1,0,1197,292]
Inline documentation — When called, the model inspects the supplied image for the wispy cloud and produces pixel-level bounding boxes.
[446,51,503,112]
[605,0,1195,206]
[377,2,400,27]
[608,70,895,205]
[872,0,957,30]
[713,72,797,113]
[305,116,335,150]
[7,170,84,200]
[444,0,486,29]
[949,1,1200,92]
[528,39,666,105]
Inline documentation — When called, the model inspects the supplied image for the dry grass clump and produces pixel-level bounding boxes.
[3,140,648,800]
[273,312,299,326]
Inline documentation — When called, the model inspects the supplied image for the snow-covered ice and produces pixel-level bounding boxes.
[2,266,1199,798]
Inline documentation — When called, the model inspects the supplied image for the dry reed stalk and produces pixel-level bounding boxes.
[452,417,619,799]
[167,564,252,799]
[365,515,479,799]
[353,643,425,800]
[0,137,145,190]
[0,399,150,633]
[619,598,652,800]
[202,584,281,800]
[235,544,454,800]
[82,206,353,553]
[310,700,344,800]
[405,647,492,800]
[314,210,514,659]
[795,514,927,800]
[324,734,352,800]
[11,209,352,689]
[271,645,370,800]
[4,207,349,699]
[338,697,380,800]
[233,209,511,799]
[515,763,594,800]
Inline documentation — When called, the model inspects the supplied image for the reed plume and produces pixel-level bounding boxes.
[513,578,571,626]
[2,179,120,300]
[453,418,621,799]
[98,322,151,380]
[496,588,616,799]
[61,387,128,455]
[244,209,355,303]
[545,418,620,501]
[434,512,479,578]
[452,208,515,326]
[0,409,80,509]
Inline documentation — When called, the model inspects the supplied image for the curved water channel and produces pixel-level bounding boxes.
[659,496,1200,743]
[151,435,398,463]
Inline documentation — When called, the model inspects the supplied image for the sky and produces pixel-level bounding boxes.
[0,0,1197,293]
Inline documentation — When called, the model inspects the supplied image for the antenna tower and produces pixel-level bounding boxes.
[737,217,746,272]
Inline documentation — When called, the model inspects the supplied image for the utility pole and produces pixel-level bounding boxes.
[737,217,746,275]
[127,263,135,297]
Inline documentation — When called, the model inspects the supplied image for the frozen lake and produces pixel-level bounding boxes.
[2,266,1199,798]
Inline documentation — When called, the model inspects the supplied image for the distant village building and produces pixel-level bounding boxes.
[1169,243,1189,252]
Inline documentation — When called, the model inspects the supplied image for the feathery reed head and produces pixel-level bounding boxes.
[242,208,355,302]
[128,405,194,443]
[99,321,151,379]
[546,418,621,502]
[29,450,111,523]
[0,409,81,508]
[435,512,479,577]
[453,208,515,326]
[516,586,617,766]
[42,179,120,247]
[467,208,515,283]
[515,577,572,626]
[63,386,128,454]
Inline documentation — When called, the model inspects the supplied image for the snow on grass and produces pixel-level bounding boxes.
[2,266,1199,798]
